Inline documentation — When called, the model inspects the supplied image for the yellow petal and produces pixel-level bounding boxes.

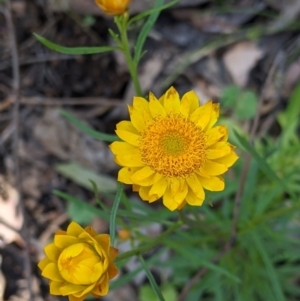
[206,145,232,159]
[60,283,85,295]
[109,141,139,155]
[131,166,155,183]
[186,174,205,199]
[132,169,162,187]
[206,126,228,147]
[50,281,62,295]
[114,153,144,167]
[69,295,86,301]
[202,160,228,176]
[199,175,224,191]
[67,221,85,237]
[162,186,184,211]
[38,257,51,270]
[95,234,110,251]
[149,97,167,118]
[74,283,96,297]
[129,106,149,132]
[107,262,118,279]
[109,247,119,260]
[171,181,188,207]
[132,97,152,120]
[54,234,79,249]
[177,201,187,210]
[169,178,180,194]
[44,243,61,262]
[138,186,151,201]
[116,120,138,134]
[84,225,96,237]
[190,100,212,129]
[206,103,219,130]
[215,151,239,167]
[115,130,140,147]
[148,177,168,202]
[118,167,139,184]
[42,263,64,282]
[132,184,140,192]
[149,91,158,102]
[93,274,109,296]
[132,96,150,112]
[162,86,180,114]
[180,90,199,116]
[185,190,205,206]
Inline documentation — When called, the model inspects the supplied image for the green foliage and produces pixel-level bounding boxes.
[56,162,117,192]
[35,0,300,299]
[221,85,258,120]
[33,33,119,55]
[139,255,166,301]
[140,284,177,301]
[60,110,118,142]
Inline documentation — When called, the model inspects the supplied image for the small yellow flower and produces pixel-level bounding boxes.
[95,0,131,15]
[110,87,238,211]
[38,222,118,301]
[118,229,131,240]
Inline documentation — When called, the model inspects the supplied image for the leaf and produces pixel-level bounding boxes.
[236,91,257,120]
[140,284,177,301]
[221,85,240,109]
[109,183,123,246]
[53,190,109,221]
[67,199,98,224]
[60,110,118,142]
[56,162,117,192]
[128,0,179,26]
[251,232,285,301]
[139,255,166,301]
[234,131,288,191]
[134,0,165,64]
[33,33,119,55]
[166,241,240,283]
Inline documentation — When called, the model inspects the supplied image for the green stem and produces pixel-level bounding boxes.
[115,15,142,96]
[115,220,182,262]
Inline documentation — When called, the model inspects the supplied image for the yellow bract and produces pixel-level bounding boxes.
[94,0,131,15]
[38,222,118,301]
[110,87,239,211]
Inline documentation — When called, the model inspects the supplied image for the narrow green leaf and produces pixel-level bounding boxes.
[110,183,123,246]
[166,241,240,282]
[139,255,166,301]
[53,190,109,221]
[60,110,118,142]
[252,232,285,301]
[234,131,288,192]
[283,82,300,124]
[33,33,119,55]
[134,0,164,64]
[90,180,109,211]
[236,91,257,120]
[128,0,179,26]
[56,162,117,192]
[111,249,165,290]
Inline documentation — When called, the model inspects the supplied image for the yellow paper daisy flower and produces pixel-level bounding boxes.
[110,87,238,211]
[38,221,118,301]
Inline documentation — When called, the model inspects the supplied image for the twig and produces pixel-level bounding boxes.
[4,2,33,300]
[176,52,282,301]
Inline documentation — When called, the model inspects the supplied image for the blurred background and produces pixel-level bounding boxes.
[0,0,300,300]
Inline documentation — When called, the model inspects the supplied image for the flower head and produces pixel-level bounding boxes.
[38,222,118,301]
[95,0,131,15]
[110,87,238,211]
